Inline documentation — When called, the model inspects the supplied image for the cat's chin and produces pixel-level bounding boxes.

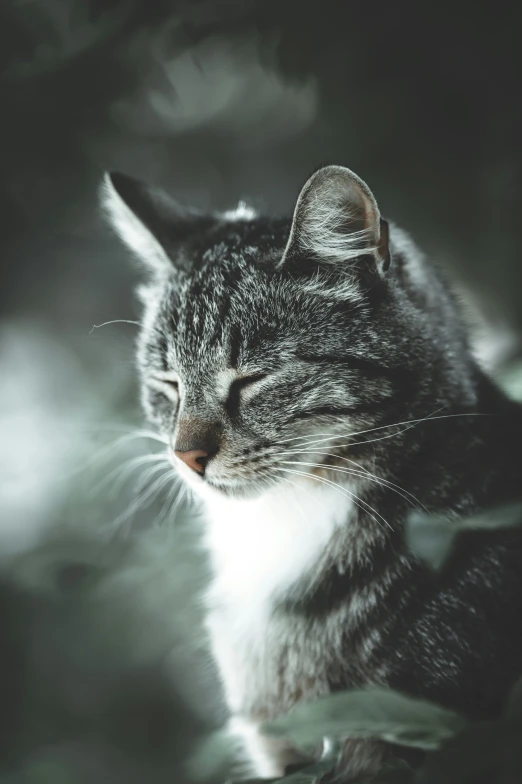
[172,460,276,500]
[204,479,270,500]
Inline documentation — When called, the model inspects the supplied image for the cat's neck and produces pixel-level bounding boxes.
[203,480,358,608]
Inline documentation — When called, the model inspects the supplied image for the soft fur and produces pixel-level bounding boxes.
[102,165,522,780]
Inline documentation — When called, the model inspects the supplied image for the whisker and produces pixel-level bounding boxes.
[103,460,168,505]
[89,319,140,334]
[44,428,168,489]
[125,459,172,499]
[278,467,393,532]
[330,453,428,512]
[110,467,174,529]
[281,457,427,513]
[276,408,493,451]
[156,480,185,527]
[91,452,169,497]
[275,405,448,445]
[278,411,493,456]
[82,428,168,470]
[280,474,321,522]
[80,424,168,445]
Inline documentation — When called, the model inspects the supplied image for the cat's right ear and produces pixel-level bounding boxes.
[278,165,390,275]
[100,172,204,275]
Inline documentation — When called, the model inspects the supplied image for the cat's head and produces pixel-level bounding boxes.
[102,165,468,500]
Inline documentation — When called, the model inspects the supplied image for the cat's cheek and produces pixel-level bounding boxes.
[140,391,164,428]
[141,385,179,430]
[143,407,171,437]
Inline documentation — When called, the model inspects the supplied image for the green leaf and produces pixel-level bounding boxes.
[406,503,522,570]
[263,688,468,752]
[405,514,456,570]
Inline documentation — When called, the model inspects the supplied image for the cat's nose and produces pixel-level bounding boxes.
[174,448,210,474]
[174,418,221,475]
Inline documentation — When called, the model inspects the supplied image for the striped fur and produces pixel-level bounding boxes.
[103,165,522,780]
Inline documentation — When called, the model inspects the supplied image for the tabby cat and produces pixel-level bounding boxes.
[102,165,522,780]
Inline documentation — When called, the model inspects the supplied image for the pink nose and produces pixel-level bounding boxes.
[174,449,209,474]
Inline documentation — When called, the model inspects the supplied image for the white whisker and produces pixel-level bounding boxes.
[278,411,492,456]
[326,453,428,512]
[89,319,140,334]
[156,479,185,526]
[126,459,172,498]
[45,428,168,489]
[80,424,168,445]
[278,467,393,532]
[91,452,169,497]
[281,459,426,513]
[275,405,448,445]
[110,467,174,529]
[276,407,493,451]
[280,475,319,523]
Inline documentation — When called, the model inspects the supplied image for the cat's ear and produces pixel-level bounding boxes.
[279,165,390,274]
[101,172,207,274]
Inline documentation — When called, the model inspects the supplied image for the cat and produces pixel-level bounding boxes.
[102,164,522,780]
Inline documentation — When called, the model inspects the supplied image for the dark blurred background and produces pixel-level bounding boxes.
[0,1,521,782]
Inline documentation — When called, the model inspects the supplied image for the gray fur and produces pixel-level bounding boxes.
[102,165,522,780]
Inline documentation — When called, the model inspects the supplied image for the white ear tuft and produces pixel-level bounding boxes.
[296,184,376,262]
[222,200,257,221]
[100,173,172,273]
[280,165,390,273]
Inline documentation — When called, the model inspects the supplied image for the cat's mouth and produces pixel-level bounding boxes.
[206,481,241,497]
[170,453,269,498]
[204,476,274,499]
[173,450,349,500]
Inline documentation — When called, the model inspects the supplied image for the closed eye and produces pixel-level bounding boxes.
[148,375,179,403]
[225,374,266,416]
[233,373,266,390]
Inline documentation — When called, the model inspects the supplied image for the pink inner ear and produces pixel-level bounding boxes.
[279,165,386,267]
[306,167,382,240]
[342,178,380,241]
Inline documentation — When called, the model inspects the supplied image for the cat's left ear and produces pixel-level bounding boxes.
[101,172,209,274]
[279,165,390,274]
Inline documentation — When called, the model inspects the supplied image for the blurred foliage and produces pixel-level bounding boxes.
[190,676,522,782]
[497,359,522,403]
[406,504,522,571]
[264,689,467,753]
[0,527,214,783]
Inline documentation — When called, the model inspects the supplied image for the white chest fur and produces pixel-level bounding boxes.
[203,481,351,713]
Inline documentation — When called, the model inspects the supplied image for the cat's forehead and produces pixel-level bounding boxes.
[154,261,364,382]
[164,265,294,369]
[147,214,368,376]
[187,216,291,271]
